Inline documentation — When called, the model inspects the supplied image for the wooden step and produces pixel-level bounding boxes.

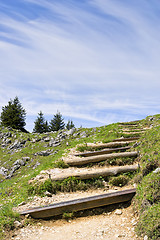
[50,164,139,181]
[112,137,139,142]
[75,146,131,157]
[121,131,144,134]
[20,188,136,219]
[119,121,141,125]
[65,151,138,166]
[84,141,136,150]
[121,129,145,132]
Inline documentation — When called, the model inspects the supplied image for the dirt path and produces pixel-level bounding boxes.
[11,186,142,240]
[11,124,145,240]
[12,202,141,240]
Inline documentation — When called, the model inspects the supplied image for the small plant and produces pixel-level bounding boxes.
[76,144,93,152]
[109,175,129,187]
[62,211,74,220]
[54,160,69,169]
[142,159,159,176]
[28,179,53,196]
[107,157,135,166]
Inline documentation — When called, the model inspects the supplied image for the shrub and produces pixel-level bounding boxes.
[142,160,159,176]
[62,212,74,220]
[54,160,69,169]
[109,175,129,187]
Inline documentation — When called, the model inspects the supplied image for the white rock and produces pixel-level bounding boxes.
[144,235,148,240]
[44,191,52,197]
[14,220,22,228]
[115,209,122,215]
[115,233,126,238]
[153,167,160,173]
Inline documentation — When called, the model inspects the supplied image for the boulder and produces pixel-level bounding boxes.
[36,150,52,156]
[0,167,8,176]
[13,159,25,166]
[66,128,76,136]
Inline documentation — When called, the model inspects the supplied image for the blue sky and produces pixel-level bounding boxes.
[0,0,160,132]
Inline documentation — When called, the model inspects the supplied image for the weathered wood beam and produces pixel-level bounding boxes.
[51,164,139,181]
[112,137,139,142]
[84,141,135,150]
[75,146,131,157]
[65,151,138,166]
[20,188,136,219]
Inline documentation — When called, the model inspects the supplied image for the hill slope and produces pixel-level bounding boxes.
[0,115,160,239]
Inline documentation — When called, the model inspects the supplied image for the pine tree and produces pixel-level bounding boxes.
[33,111,48,133]
[66,120,75,130]
[0,96,26,131]
[49,111,65,131]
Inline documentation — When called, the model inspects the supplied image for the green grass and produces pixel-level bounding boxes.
[109,175,130,187]
[27,176,106,196]
[136,203,160,240]
[0,116,160,239]
[132,115,160,239]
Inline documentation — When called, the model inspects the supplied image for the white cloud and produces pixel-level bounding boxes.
[0,0,160,131]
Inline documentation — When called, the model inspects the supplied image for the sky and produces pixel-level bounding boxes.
[0,0,160,132]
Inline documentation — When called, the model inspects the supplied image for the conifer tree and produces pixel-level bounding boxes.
[49,111,65,131]
[33,111,48,133]
[66,120,75,130]
[0,96,26,131]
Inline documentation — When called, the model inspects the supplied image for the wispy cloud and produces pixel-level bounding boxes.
[0,0,160,131]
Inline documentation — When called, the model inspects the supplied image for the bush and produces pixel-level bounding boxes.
[54,160,69,169]
[142,160,159,176]
[109,175,129,187]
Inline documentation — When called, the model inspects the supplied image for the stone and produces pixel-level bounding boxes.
[43,137,50,142]
[44,191,52,197]
[13,159,25,166]
[36,150,52,156]
[0,167,8,176]
[116,233,126,238]
[66,128,76,135]
[18,201,26,206]
[144,235,148,240]
[8,140,22,150]
[149,117,154,121]
[11,164,21,173]
[5,138,11,144]
[153,167,160,173]
[80,131,88,138]
[33,162,40,169]
[14,220,22,228]
[115,209,122,215]
[22,157,30,161]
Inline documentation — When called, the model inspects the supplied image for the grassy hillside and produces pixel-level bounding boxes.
[0,115,159,239]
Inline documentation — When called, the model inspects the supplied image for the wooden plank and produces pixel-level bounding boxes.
[112,137,139,142]
[51,164,139,181]
[74,146,131,157]
[81,141,135,150]
[121,129,145,132]
[65,151,138,166]
[20,188,136,219]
